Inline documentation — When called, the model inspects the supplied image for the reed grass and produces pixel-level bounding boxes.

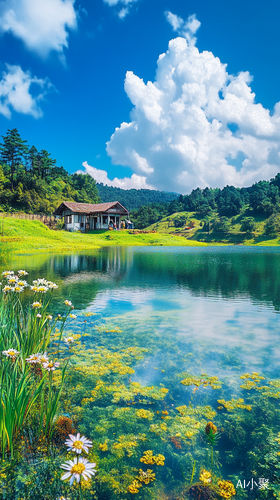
[0,272,70,460]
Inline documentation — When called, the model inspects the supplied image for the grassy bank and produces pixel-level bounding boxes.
[145,211,280,246]
[0,218,207,255]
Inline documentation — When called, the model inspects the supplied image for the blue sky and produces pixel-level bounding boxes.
[0,0,279,194]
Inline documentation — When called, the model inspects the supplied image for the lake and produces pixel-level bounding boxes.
[2,245,280,498]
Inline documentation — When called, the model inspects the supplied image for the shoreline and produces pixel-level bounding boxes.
[0,218,279,256]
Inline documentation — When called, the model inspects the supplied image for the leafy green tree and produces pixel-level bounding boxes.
[264,213,280,237]
[240,217,256,234]
[212,216,231,233]
[0,128,29,188]
[173,215,188,227]
[70,173,100,204]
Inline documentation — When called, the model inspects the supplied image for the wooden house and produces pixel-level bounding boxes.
[54,201,130,232]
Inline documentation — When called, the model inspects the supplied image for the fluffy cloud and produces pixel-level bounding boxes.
[0,0,77,57]
[103,0,138,18]
[0,64,53,118]
[165,12,201,45]
[77,161,154,190]
[106,15,280,194]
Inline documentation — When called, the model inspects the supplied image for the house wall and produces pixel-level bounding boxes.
[62,210,124,231]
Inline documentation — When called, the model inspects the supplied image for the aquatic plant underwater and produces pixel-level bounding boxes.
[0,270,280,499]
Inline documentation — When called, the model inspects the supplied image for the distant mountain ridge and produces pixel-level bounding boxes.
[96,182,180,211]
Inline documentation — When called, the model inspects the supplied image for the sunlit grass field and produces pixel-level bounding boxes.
[0,218,207,254]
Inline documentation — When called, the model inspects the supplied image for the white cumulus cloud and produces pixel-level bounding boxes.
[0,64,53,118]
[77,161,155,190]
[165,12,201,45]
[0,0,77,57]
[103,0,138,18]
[106,16,280,194]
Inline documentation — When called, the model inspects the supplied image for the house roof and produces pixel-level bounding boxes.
[54,201,129,215]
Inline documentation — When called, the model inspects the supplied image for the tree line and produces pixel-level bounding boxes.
[0,128,100,214]
[2,128,280,231]
[130,177,280,229]
[0,128,180,214]
[96,183,179,211]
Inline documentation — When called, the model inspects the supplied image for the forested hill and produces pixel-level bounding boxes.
[96,183,179,210]
[131,175,280,228]
[0,128,101,214]
[0,128,179,214]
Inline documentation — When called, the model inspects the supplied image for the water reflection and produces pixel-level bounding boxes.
[2,246,280,379]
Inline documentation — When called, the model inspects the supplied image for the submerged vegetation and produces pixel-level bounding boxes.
[1,265,280,499]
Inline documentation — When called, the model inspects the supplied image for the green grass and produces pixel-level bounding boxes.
[0,217,207,255]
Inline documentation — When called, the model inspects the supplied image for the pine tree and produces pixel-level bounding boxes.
[0,129,29,189]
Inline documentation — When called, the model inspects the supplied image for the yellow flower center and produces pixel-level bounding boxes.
[73,440,84,450]
[71,463,86,474]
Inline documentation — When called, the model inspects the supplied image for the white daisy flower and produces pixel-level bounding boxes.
[64,300,72,307]
[65,433,93,454]
[2,348,20,359]
[36,285,49,293]
[69,314,77,319]
[3,285,13,293]
[61,457,96,485]
[17,280,28,287]
[33,279,48,285]
[64,337,75,344]
[32,302,42,308]
[14,286,24,293]
[36,313,42,318]
[39,352,49,364]
[42,360,60,371]
[48,281,58,289]
[8,276,18,284]
[46,315,53,320]
[2,271,14,277]
[17,270,28,276]
[26,353,42,364]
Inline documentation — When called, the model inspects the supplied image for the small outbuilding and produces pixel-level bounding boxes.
[54,201,130,232]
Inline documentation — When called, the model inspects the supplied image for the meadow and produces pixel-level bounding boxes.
[0,218,206,255]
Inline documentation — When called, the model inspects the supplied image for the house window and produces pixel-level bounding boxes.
[78,215,84,223]
[103,216,108,224]
[65,215,72,224]
[74,215,78,223]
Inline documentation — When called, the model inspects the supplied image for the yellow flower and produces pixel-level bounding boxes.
[218,480,236,498]
[199,469,212,484]
[136,469,156,484]
[140,450,165,466]
[153,454,165,466]
[140,450,154,465]
[136,409,154,419]
[99,442,108,451]
[127,480,142,493]
[205,421,217,434]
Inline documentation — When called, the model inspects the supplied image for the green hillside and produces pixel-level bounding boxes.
[145,211,280,245]
[96,183,179,210]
